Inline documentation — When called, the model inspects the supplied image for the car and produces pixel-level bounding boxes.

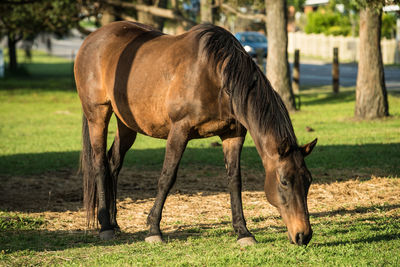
[234,31,268,58]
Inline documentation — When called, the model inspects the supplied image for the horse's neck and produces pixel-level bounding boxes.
[247,128,279,164]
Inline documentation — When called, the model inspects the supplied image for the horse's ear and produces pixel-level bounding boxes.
[300,138,318,157]
[278,137,291,158]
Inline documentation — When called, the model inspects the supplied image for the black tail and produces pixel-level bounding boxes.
[80,114,97,227]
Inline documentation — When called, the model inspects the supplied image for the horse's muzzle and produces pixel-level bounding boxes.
[293,229,312,246]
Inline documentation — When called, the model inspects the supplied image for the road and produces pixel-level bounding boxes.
[34,33,400,91]
[35,31,84,59]
[295,61,400,91]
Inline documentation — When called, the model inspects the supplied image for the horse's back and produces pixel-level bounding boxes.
[75,21,229,139]
[74,21,158,106]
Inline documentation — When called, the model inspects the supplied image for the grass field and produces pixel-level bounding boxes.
[0,51,399,266]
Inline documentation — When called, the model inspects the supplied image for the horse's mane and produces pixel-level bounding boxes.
[193,24,297,146]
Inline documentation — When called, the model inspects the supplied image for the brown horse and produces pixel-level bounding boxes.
[74,21,317,246]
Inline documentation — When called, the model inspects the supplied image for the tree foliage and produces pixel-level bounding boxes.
[287,0,305,12]
[0,0,100,71]
[0,0,84,40]
[304,1,399,38]
[381,13,397,39]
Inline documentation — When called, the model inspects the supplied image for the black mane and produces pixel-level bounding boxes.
[193,24,297,146]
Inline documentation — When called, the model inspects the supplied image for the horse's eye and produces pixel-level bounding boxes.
[280,179,288,187]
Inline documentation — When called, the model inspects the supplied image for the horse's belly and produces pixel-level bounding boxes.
[110,97,171,139]
[133,116,171,139]
[193,120,236,138]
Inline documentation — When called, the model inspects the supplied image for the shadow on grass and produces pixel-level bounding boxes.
[301,90,355,106]
[0,143,399,213]
[164,220,287,243]
[309,203,400,247]
[311,203,400,218]
[315,215,400,247]
[1,143,399,178]
[0,218,287,254]
[1,203,399,253]
[0,229,146,254]
[320,233,400,247]
[0,221,244,254]
[298,87,399,108]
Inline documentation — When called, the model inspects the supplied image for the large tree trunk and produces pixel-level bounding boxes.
[137,0,166,31]
[355,7,388,119]
[7,34,17,72]
[265,0,296,111]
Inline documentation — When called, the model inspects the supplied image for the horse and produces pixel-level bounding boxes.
[74,21,317,246]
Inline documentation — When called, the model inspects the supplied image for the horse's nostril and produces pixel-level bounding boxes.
[305,230,312,245]
[295,232,304,245]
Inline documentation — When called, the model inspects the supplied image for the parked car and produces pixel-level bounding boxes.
[234,32,268,58]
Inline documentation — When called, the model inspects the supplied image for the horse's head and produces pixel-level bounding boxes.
[264,138,317,245]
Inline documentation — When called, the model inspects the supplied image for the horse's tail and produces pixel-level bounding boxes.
[79,113,97,228]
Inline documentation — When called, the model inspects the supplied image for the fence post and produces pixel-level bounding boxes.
[332,47,339,93]
[292,49,300,95]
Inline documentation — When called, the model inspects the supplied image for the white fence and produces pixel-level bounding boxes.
[288,32,400,64]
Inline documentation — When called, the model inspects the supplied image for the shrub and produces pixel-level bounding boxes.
[305,7,397,39]
[304,7,352,36]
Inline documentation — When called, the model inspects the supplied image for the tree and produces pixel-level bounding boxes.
[102,0,196,28]
[200,0,213,23]
[220,2,266,22]
[265,0,296,111]
[136,0,167,30]
[354,0,391,119]
[0,0,85,72]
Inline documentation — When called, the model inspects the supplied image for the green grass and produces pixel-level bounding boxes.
[1,206,399,266]
[0,212,44,231]
[1,50,400,266]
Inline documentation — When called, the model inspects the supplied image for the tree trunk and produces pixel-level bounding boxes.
[7,34,17,72]
[355,6,388,119]
[137,0,166,31]
[101,9,116,26]
[265,0,296,111]
[200,0,213,23]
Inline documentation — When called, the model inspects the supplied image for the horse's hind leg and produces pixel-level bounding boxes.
[146,123,189,243]
[107,117,137,231]
[85,105,115,240]
[220,130,257,246]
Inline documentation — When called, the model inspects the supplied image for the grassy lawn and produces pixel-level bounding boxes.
[1,210,399,266]
[0,51,399,266]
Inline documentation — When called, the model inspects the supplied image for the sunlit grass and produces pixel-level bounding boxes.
[1,207,399,266]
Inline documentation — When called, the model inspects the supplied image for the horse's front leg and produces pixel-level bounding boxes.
[146,122,189,243]
[221,131,257,246]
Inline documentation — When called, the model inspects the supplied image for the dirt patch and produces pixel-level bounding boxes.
[1,166,400,235]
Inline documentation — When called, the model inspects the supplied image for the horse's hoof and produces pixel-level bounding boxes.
[237,237,257,246]
[99,229,115,241]
[145,235,164,244]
